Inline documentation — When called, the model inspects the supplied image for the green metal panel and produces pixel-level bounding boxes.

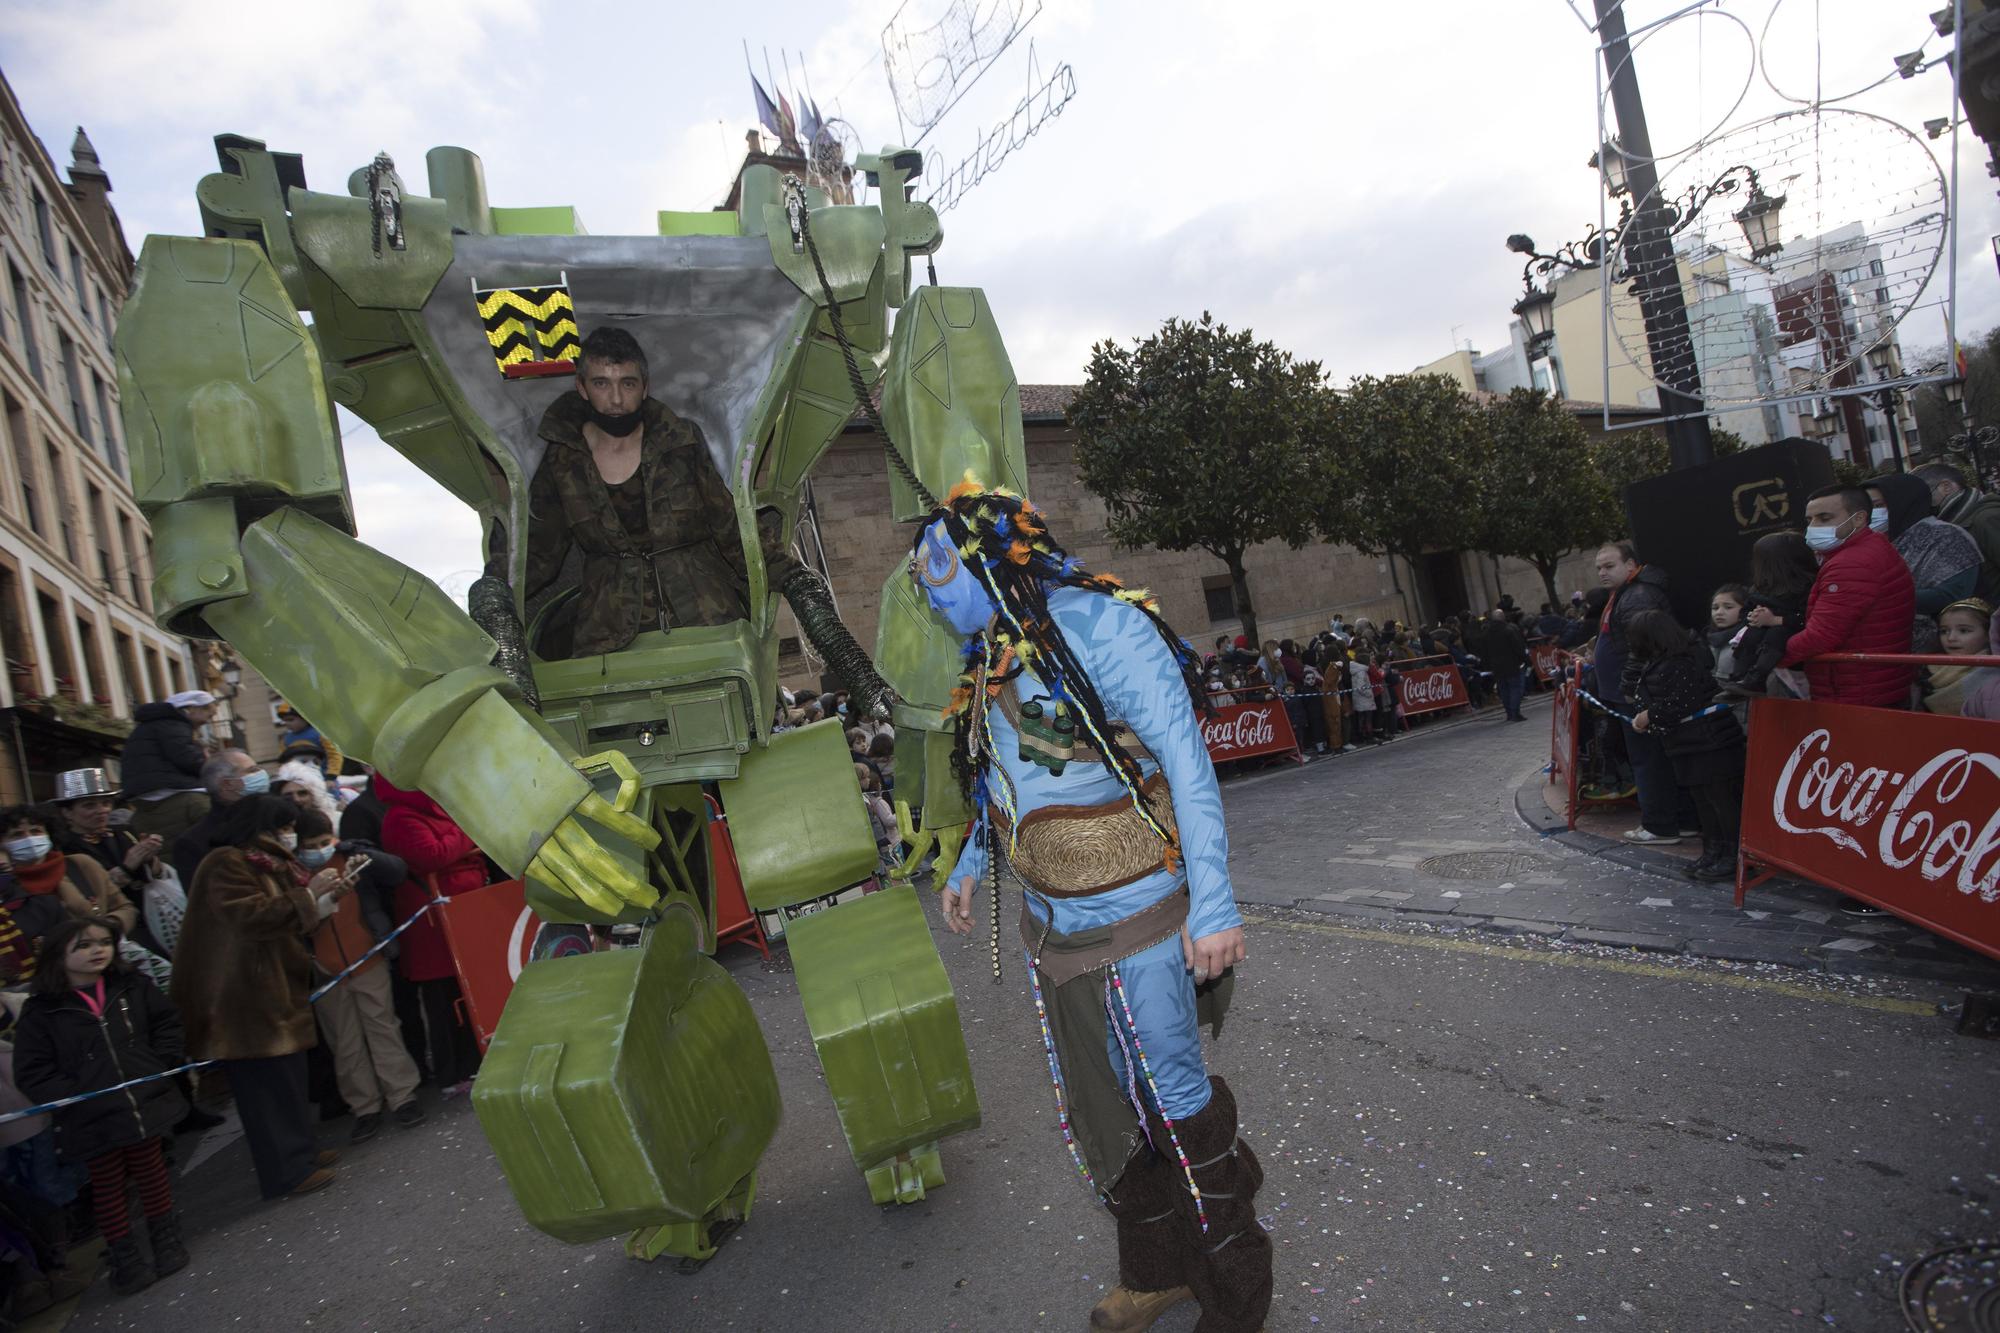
[658,210,739,237]
[472,906,780,1244]
[116,237,354,629]
[881,286,1028,521]
[493,205,586,236]
[875,560,967,725]
[765,203,884,306]
[533,622,764,786]
[716,719,876,911]
[289,188,454,311]
[783,886,980,1176]
[195,138,309,308]
[423,147,493,235]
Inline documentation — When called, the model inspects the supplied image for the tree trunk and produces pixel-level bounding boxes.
[1535,558,1561,613]
[1227,552,1259,649]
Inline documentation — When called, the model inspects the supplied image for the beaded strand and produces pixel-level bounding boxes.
[1027,956,1096,1192]
[1107,962,1209,1234]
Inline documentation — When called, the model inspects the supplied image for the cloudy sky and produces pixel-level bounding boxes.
[0,0,1979,587]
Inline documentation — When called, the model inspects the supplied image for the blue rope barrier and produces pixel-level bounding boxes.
[0,894,448,1128]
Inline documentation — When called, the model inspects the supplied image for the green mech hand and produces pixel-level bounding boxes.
[524,754,662,917]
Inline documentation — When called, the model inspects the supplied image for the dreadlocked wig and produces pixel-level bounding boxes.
[919,483,1206,818]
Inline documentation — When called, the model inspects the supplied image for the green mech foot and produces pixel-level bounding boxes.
[865,1143,946,1205]
[624,1171,757,1270]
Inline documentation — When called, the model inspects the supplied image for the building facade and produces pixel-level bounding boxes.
[0,71,198,801]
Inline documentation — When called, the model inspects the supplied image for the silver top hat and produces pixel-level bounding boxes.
[52,768,118,803]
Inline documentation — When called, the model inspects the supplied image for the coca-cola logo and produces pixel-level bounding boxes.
[1772,728,2000,900]
[1401,668,1459,705]
[1202,706,1276,752]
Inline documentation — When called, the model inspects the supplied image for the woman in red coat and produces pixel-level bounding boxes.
[377,778,487,1096]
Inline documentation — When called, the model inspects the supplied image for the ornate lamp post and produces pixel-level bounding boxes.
[1864,343,1910,473]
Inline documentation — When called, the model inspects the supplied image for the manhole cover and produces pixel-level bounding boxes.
[1416,851,1560,880]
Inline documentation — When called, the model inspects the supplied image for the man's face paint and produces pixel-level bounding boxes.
[913,518,997,636]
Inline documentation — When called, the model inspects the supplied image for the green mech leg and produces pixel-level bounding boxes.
[781,887,981,1204]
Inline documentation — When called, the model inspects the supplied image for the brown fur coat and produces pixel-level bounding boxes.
[172,840,320,1061]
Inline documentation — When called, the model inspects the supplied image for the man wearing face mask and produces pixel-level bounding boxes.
[497,327,895,715]
[171,751,270,888]
[1769,485,1917,706]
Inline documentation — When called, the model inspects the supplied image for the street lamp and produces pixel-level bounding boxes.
[1732,181,1788,260]
[1512,284,1557,350]
[1589,139,1631,198]
[1864,343,1910,473]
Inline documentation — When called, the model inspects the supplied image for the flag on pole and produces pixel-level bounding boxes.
[799,97,822,152]
[750,72,782,140]
[1956,341,1970,379]
[774,89,800,150]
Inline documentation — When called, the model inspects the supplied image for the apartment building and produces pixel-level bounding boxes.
[0,71,198,801]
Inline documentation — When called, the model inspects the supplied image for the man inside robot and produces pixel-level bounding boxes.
[506,326,798,658]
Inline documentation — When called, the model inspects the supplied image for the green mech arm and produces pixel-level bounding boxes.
[117,234,654,915]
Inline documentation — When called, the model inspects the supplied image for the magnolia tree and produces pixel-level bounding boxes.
[1068,313,1342,647]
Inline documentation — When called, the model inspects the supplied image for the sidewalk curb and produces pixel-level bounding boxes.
[1501,770,2000,988]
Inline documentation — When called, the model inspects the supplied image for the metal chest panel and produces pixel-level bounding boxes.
[715,718,878,911]
[782,886,981,1171]
[471,909,779,1243]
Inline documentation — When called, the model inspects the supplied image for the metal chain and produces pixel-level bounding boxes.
[783,176,938,510]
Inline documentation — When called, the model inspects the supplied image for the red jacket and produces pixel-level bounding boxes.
[1780,528,1916,706]
[378,778,489,983]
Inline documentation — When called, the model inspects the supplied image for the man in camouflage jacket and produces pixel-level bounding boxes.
[499,328,892,717]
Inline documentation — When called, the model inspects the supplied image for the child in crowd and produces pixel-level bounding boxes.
[854,763,900,874]
[13,918,189,1295]
[1922,598,1994,716]
[1707,584,1749,677]
[1370,655,1397,742]
[1627,610,1746,883]
[1721,532,1817,696]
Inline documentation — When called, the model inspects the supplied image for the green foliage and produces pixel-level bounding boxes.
[1474,390,1615,607]
[1068,313,1340,645]
[1334,373,1490,572]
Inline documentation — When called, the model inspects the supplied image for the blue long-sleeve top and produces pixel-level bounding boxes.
[950,586,1243,943]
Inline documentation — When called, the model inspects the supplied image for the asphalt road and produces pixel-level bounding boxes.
[59,714,1998,1332]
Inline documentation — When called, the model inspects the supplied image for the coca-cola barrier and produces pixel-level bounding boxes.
[1549,675,1582,828]
[1395,656,1470,717]
[1739,697,2000,962]
[1201,698,1302,764]
[1529,639,1561,684]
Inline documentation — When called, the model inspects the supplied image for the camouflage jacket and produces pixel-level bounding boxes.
[524,393,798,657]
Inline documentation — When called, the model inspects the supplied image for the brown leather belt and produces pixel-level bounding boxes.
[1022,887,1190,988]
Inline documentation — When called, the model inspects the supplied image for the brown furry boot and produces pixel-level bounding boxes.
[1151,1077,1272,1333]
[1091,1139,1195,1330]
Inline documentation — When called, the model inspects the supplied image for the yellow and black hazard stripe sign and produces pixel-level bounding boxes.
[473,276,581,378]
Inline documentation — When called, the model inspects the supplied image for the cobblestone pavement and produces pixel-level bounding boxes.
[1219,694,2000,988]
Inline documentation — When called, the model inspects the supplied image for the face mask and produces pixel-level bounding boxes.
[1804,513,1858,554]
[238,769,271,797]
[298,845,335,870]
[1868,508,1889,534]
[912,518,998,636]
[3,835,50,864]
[586,404,645,437]
[275,831,298,852]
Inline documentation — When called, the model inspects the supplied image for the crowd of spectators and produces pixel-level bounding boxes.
[1571,467,1998,893]
[0,691,490,1311]
[1193,596,1593,755]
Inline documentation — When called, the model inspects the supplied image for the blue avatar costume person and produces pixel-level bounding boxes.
[912,484,1272,1333]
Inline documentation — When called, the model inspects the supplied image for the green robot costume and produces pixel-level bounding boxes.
[116,136,1026,1262]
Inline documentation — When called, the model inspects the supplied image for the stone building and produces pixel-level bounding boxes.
[0,71,198,800]
[779,386,1614,693]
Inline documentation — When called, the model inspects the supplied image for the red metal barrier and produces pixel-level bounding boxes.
[1201,697,1302,764]
[1395,656,1470,717]
[1738,694,2000,963]
[433,877,534,1053]
[1529,639,1562,683]
[1549,676,1582,828]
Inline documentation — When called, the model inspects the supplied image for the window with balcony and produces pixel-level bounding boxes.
[9,262,41,385]
[57,332,88,444]
[117,512,142,606]
[31,189,54,267]
[36,590,73,700]
[96,291,112,347]
[142,644,165,700]
[67,244,84,306]
[87,483,111,587]
[91,372,119,475]
[0,564,32,700]
[73,612,106,708]
[44,441,75,564]
[112,630,139,717]
[3,392,35,537]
